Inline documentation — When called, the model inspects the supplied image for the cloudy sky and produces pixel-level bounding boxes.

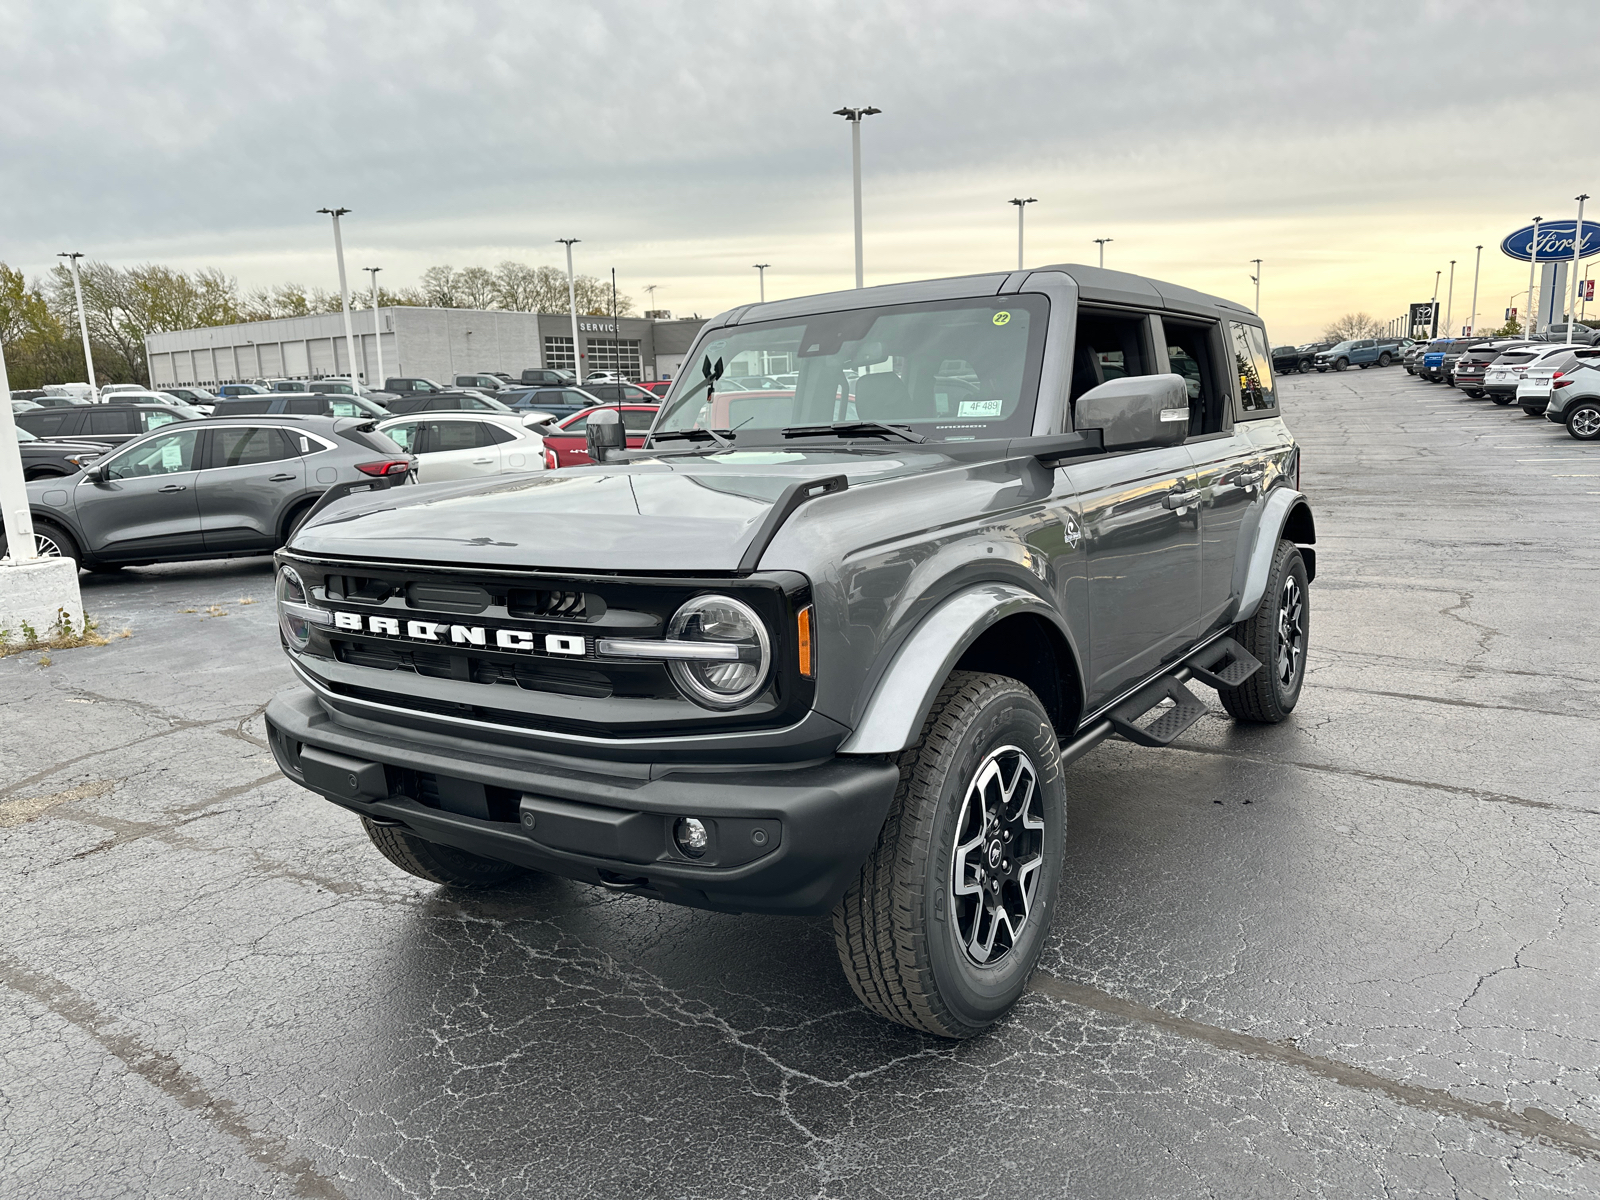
[4,0,1597,341]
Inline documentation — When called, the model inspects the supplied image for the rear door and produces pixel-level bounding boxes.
[74,427,205,560]
[414,419,502,480]
[198,425,306,552]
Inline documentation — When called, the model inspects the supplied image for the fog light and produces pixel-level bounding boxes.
[674,817,709,858]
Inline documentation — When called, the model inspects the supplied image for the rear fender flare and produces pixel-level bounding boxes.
[1231,487,1316,623]
[838,583,1081,755]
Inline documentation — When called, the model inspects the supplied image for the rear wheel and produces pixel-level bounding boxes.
[1491,395,1513,406]
[1378,352,1393,367]
[1219,540,1309,724]
[1567,403,1600,441]
[362,819,526,886]
[832,671,1066,1038]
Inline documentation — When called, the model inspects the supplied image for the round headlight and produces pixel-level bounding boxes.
[276,566,313,648]
[666,595,771,709]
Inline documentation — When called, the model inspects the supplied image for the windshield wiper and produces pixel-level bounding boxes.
[650,428,733,447]
[781,421,927,444]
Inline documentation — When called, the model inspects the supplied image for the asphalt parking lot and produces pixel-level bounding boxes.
[4,365,1599,1199]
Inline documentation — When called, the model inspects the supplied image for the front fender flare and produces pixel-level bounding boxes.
[838,582,1069,756]
[1231,487,1315,624]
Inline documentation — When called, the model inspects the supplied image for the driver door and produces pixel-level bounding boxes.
[74,427,205,560]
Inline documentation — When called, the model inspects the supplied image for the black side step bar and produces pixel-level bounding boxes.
[1058,636,1262,763]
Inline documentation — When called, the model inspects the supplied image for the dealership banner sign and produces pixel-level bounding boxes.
[1500,220,1600,263]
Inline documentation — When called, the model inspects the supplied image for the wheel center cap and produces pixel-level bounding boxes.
[987,840,1003,869]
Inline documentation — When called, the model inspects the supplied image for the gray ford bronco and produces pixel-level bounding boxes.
[265,265,1315,1038]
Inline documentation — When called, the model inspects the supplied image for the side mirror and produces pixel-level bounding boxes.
[85,463,109,483]
[585,408,625,463]
[1074,374,1190,451]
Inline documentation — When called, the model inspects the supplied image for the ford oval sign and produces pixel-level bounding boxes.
[1501,220,1600,262]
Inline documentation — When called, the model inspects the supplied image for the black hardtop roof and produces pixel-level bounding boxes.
[713,264,1254,329]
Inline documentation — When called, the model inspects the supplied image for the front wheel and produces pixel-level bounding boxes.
[1334,358,1349,371]
[362,818,526,886]
[0,520,81,568]
[832,672,1066,1038]
[1219,540,1309,724]
[1567,402,1600,440]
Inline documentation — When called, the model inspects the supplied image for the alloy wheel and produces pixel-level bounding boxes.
[1277,576,1305,687]
[31,532,64,558]
[950,746,1045,967]
[1571,407,1600,439]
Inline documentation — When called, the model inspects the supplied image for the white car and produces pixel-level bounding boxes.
[376,411,546,483]
[100,383,147,396]
[1516,347,1600,411]
[1483,343,1585,405]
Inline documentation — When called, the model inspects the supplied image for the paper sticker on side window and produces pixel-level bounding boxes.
[161,443,183,469]
[958,399,1003,418]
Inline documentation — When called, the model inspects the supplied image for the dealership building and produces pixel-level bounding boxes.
[145,308,707,389]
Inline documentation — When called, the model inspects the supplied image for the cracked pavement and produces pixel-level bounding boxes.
[3,367,1598,1198]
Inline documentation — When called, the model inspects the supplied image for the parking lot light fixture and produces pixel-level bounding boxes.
[1444,260,1456,338]
[56,252,97,396]
[1430,270,1441,337]
[316,208,361,386]
[753,264,770,303]
[833,106,880,288]
[1570,194,1589,332]
[1468,245,1482,337]
[557,239,581,379]
[363,267,384,390]
[1095,238,1112,268]
[1250,259,1262,316]
[1008,199,1036,270]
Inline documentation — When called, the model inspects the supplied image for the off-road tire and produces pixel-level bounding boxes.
[832,671,1066,1039]
[1218,539,1309,724]
[1567,402,1600,441]
[1378,352,1392,367]
[362,818,525,886]
[1334,357,1349,372]
[1299,358,1314,373]
[0,520,81,568]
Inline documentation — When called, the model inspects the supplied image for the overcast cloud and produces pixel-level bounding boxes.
[3,0,1596,339]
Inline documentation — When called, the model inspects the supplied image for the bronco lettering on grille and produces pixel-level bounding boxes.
[331,611,586,656]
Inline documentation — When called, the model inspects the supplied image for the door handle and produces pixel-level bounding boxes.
[268,473,296,482]
[157,484,187,493]
[472,457,495,464]
[1163,489,1201,510]
[1236,469,1264,485]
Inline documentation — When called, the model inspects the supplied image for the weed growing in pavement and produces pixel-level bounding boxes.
[0,608,115,659]
[237,597,256,605]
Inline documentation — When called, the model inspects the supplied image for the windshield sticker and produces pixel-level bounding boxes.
[992,311,1011,326]
[958,399,1003,418]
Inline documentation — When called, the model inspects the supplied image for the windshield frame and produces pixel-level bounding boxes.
[652,293,1051,447]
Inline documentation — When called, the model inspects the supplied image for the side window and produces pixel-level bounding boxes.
[141,409,182,432]
[87,410,132,435]
[1164,321,1229,436]
[382,423,419,452]
[1230,322,1277,416]
[561,414,589,435]
[480,422,517,445]
[1070,310,1152,404]
[428,420,487,452]
[620,408,657,433]
[329,399,361,417]
[106,429,199,479]
[23,412,77,436]
[211,426,294,468]
[285,397,323,415]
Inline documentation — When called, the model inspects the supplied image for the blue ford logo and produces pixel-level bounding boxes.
[1501,220,1600,263]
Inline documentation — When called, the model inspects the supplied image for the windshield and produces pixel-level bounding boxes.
[655,295,1047,442]
[1329,342,1352,352]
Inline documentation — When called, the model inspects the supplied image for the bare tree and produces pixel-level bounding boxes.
[1322,312,1383,342]
[455,266,498,310]
[419,265,462,308]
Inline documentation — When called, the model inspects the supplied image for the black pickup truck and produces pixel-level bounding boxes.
[267,264,1316,1038]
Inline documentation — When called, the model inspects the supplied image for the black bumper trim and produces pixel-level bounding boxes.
[266,688,899,916]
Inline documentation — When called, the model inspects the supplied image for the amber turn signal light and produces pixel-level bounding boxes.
[797,605,814,679]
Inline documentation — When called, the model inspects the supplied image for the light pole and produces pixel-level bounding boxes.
[1444,259,1456,337]
[1008,198,1036,270]
[752,264,770,303]
[1094,238,1113,268]
[1526,217,1541,337]
[833,106,880,288]
[557,238,582,380]
[316,208,361,385]
[1468,245,1482,335]
[1249,259,1263,315]
[1430,270,1441,337]
[364,267,384,390]
[1569,194,1589,330]
[56,253,97,396]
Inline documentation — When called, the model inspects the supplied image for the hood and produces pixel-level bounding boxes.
[291,448,955,572]
[21,438,111,455]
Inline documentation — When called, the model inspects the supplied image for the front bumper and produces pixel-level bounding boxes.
[265,687,900,915]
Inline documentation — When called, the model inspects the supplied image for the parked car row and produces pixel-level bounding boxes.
[1407,333,1600,439]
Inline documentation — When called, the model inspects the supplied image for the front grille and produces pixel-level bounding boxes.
[282,554,815,742]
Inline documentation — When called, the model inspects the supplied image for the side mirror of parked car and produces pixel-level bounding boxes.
[1074,374,1190,451]
[85,463,109,484]
[585,408,625,463]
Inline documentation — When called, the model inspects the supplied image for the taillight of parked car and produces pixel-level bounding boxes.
[355,459,411,477]
[545,449,558,470]
[1553,373,1574,389]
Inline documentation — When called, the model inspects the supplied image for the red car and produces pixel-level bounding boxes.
[638,379,673,398]
[542,404,660,468]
